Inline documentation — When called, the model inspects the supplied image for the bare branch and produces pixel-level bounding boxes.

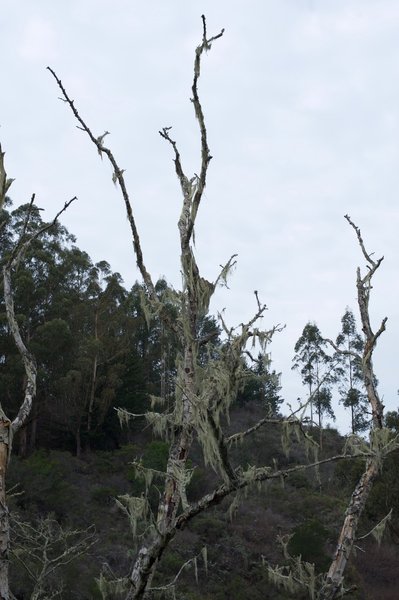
[160,16,224,250]
[0,144,15,215]
[227,416,282,445]
[186,17,224,245]
[159,127,189,193]
[345,216,386,428]
[7,196,76,272]
[175,453,351,530]
[46,68,157,299]
[148,547,206,593]
[345,214,382,271]
[324,337,361,361]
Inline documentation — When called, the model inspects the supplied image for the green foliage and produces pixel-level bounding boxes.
[237,352,283,415]
[385,409,399,433]
[142,440,170,471]
[9,450,71,516]
[3,427,396,600]
[190,513,226,543]
[159,550,184,574]
[335,308,368,434]
[287,519,330,571]
[91,485,121,505]
[292,322,335,430]
[288,471,311,490]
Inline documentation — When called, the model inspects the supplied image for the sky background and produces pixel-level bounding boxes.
[1,0,399,432]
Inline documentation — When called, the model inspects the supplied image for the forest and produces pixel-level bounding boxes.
[1,15,399,600]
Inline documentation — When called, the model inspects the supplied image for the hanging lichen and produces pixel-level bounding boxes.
[145,411,171,439]
[344,433,371,458]
[168,459,194,510]
[116,408,133,428]
[370,427,399,467]
[228,492,241,522]
[96,572,129,599]
[214,255,237,288]
[370,509,393,546]
[114,494,149,538]
[130,460,168,494]
[357,508,393,547]
[267,553,319,600]
[150,394,167,408]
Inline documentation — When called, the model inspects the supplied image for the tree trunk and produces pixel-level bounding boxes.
[0,419,11,600]
[321,458,379,599]
[322,217,387,599]
[129,345,195,598]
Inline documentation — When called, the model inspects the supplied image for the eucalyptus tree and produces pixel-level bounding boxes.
[237,352,283,415]
[292,322,335,435]
[335,308,368,433]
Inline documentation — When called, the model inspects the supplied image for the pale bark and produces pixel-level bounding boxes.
[321,459,379,599]
[321,216,387,600]
[1,151,74,598]
[0,277,36,595]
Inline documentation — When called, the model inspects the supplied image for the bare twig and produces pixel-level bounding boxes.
[324,337,361,361]
[46,68,158,301]
[0,144,14,215]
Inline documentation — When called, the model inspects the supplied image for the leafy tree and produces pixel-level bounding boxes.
[335,308,368,433]
[288,519,330,572]
[237,352,283,415]
[292,323,335,436]
[0,200,140,455]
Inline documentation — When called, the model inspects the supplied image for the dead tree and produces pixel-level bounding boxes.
[11,515,96,599]
[319,216,389,600]
[0,147,74,599]
[49,18,359,600]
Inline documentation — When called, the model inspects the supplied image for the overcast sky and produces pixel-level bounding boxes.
[1,1,399,432]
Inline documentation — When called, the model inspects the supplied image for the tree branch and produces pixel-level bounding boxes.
[324,337,360,361]
[175,454,351,530]
[46,67,165,318]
